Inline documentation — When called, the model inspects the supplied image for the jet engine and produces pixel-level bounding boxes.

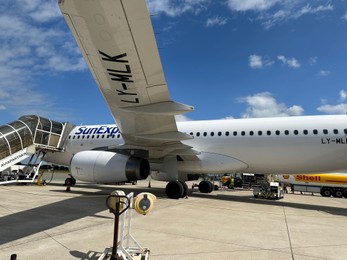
[70,151,149,183]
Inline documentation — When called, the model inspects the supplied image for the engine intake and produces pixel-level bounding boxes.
[71,151,149,183]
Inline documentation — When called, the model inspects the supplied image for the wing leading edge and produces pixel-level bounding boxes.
[59,0,194,158]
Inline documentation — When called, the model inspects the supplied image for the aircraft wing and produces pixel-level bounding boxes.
[59,0,194,158]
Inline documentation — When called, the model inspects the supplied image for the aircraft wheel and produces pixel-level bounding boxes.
[179,181,188,198]
[64,177,75,186]
[333,189,343,198]
[199,180,213,193]
[166,180,184,199]
[321,187,332,197]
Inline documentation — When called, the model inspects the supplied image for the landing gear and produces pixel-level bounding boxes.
[198,180,213,193]
[64,175,76,186]
[165,180,188,199]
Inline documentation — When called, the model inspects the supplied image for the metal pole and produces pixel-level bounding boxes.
[111,197,120,260]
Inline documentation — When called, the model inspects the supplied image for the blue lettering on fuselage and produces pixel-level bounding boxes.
[75,126,120,135]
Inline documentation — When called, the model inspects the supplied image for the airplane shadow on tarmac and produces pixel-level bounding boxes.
[0,183,346,249]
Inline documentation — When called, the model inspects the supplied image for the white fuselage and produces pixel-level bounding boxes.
[45,115,347,175]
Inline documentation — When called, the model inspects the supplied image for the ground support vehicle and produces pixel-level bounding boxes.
[276,174,347,198]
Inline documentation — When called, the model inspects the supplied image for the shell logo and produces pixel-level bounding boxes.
[282,175,290,179]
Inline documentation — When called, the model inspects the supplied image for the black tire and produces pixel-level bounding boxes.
[64,178,71,186]
[179,181,188,198]
[321,187,332,197]
[70,177,76,186]
[199,181,213,193]
[166,180,184,199]
[333,188,343,198]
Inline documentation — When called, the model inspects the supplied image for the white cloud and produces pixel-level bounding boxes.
[0,105,6,110]
[309,56,318,65]
[227,0,279,12]
[249,55,263,68]
[319,70,331,77]
[317,104,347,114]
[317,90,347,114]
[277,55,300,68]
[206,16,228,27]
[239,92,304,118]
[0,0,86,119]
[339,90,347,102]
[227,1,335,29]
[146,0,209,17]
[249,54,273,69]
[342,12,347,20]
[175,115,192,122]
[296,4,334,17]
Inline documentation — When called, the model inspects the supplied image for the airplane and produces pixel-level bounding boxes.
[43,0,347,199]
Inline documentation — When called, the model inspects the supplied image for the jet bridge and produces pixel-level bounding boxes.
[0,115,75,184]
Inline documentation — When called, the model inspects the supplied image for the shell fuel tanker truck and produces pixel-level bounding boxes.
[276,173,347,198]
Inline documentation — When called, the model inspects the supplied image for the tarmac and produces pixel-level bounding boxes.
[0,172,347,260]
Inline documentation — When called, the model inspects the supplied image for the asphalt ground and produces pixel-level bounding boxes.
[0,172,347,260]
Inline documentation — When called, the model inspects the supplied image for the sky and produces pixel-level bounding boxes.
[1,0,347,125]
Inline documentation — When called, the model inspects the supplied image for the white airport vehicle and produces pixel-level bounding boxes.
[3,0,347,199]
[276,174,347,198]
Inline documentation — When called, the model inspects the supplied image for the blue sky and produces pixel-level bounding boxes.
[1,0,347,125]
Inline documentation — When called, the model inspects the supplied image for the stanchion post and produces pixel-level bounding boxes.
[111,197,121,260]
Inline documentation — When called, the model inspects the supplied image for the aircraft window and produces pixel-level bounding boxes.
[203,132,207,137]
[68,136,71,139]
[225,131,229,136]
[197,132,200,137]
[294,130,299,135]
[233,131,237,136]
[101,135,104,138]
[210,132,214,136]
[275,130,280,135]
[86,135,90,139]
[241,131,245,136]
[333,129,339,134]
[258,131,262,136]
[96,135,100,139]
[323,129,328,134]
[82,135,85,139]
[303,130,308,135]
[77,136,80,139]
[284,130,289,135]
[249,131,254,136]
[344,129,347,134]
[73,136,75,139]
[190,132,193,136]
[112,135,115,138]
[313,129,318,135]
[267,131,271,136]
[218,132,222,136]
[117,134,121,138]
[92,135,95,139]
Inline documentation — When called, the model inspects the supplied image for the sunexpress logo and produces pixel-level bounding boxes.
[75,126,120,135]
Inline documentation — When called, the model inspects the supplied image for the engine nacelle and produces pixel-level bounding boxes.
[70,151,149,183]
